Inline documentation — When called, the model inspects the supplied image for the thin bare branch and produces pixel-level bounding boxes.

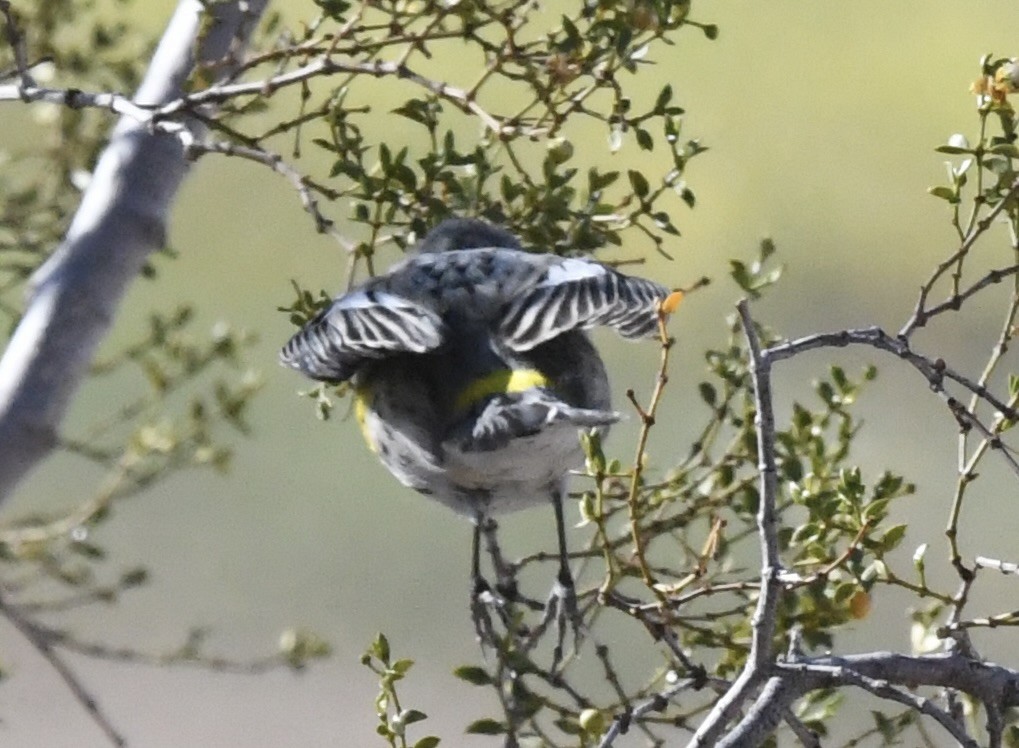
[688,299,783,747]
[920,263,1019,324]
[764,326,1019,475]
[156,57,511,136]
[0,0,34,87]
[0,592,126,746]
[184,139,354,248]
[900,175,1019,338]
[598,678,708,748]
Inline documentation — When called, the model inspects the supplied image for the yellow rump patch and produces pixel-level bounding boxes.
[454,369,549,413]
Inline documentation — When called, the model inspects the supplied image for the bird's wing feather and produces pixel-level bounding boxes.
[280,289,445,382]
[499,257,670,351]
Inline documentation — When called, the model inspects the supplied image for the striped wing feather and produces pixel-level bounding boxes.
[281,249,669,380]
[499,258,669,351]
[280,290,445,382]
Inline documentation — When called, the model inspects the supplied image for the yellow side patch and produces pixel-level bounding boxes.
[353,385,377,453]
[454,369,549,414]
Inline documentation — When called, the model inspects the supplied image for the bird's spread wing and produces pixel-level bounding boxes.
[280,289,445,382]
[498,257,670,351]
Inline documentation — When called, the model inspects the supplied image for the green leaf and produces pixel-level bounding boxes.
[833,581,857,603]
[664,114,681,141]
[927,185,959,203]
[391,658,415,675]
[453,665,492,686]
[652,211,679,234]
[392,164,417,190]
[69,540,106,560]
[615,25,633,56]
[392,99,427,125]
[628,169,650,198]
[816,380,835,406]
[873,710,896,741]
[635,127,654,151]
[729,260,751,291]
[983,156,1013,175]
[553,716,584,735]
[655,84,674,113]
[466,718,506,735]
[937,133,971,154]
[371,633,390,664]
[402,709,428,725]
[990,142,1019,157]
[698,382,717,406]
[862,498,890,523]
[392,98,439,131]
[559,15,581,52]
[313,0,352,21]
[547,139,574,165]
[831,366,848,391]
[589,169,620,191]
[881,523,907,552]
[414,738,441,748]
[120,567,149,587]
[782,455,804,482]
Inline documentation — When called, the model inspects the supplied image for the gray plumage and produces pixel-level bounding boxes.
[281,218,671,518]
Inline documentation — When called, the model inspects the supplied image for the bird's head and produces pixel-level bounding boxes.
[415,218,522,254]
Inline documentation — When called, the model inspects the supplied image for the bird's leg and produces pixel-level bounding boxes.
[548,486,583,667]
[470,513,510,650]
[480,517,520,603]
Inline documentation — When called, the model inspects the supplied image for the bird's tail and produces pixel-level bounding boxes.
[450,389,619,453]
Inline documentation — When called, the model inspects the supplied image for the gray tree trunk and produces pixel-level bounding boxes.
[0,0,269,504]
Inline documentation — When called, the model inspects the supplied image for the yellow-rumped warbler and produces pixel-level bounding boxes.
[281,218,671,635]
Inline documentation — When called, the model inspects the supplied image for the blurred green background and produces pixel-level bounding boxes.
[4,2,1019,745]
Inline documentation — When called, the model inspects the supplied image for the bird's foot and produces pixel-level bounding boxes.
[529,567,584,671]
[470,575,508,653]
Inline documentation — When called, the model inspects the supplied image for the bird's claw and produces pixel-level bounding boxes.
[470,575,508,652]
[524,568,584,671]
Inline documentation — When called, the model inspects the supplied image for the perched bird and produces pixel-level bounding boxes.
[281,218,672,635]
